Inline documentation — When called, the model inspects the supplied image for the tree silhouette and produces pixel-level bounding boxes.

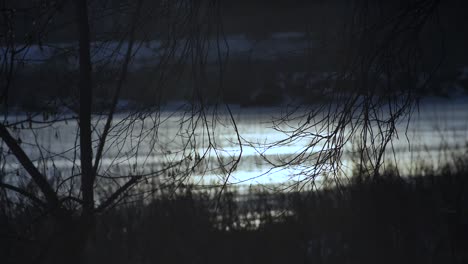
[0,0,453,262]
[0,1,239,263]
[247,0,445,191]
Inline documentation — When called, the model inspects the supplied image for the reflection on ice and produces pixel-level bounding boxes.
[1,97,468,188]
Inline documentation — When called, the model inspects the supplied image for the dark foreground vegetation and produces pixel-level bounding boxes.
[2,157,468,264]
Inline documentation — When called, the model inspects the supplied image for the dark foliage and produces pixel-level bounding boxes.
[2,164,468,264]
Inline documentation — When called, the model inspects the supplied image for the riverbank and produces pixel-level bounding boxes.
[2,155,468,264]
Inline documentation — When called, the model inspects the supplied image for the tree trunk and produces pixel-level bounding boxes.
[69,0,96,262]
[75,0,94,217]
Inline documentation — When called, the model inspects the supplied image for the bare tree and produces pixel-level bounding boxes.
[0,0,239,263]
[0,0,451,262]
[245,0,444,191]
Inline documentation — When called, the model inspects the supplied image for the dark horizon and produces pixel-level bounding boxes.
[2,0,468,109]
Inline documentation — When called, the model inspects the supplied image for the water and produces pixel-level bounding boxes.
[2,32,310,71]
[1,97,468,189]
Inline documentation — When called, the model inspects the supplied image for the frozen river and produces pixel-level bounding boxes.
[1,97,468,188]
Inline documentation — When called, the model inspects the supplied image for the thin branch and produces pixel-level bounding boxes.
[95,175,141,212]
[93,0,143,176]
[0,182,46,207]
